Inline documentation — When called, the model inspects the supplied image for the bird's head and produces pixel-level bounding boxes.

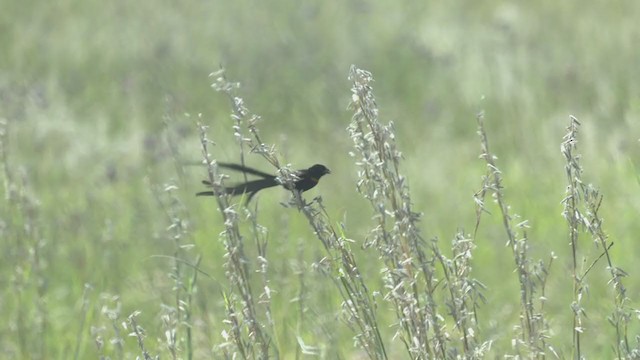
[307,164,331,178]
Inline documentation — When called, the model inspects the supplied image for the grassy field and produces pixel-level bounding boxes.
[2,1,640,358]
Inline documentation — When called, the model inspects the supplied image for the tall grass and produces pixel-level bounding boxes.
[182,66,638,358]
[561,116,637,358]
[2,65,639,358]
[1,118,50,359]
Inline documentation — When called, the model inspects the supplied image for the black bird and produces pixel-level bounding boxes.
[197,163,331,201]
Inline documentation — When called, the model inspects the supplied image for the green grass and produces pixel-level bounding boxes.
[2,0,640,358]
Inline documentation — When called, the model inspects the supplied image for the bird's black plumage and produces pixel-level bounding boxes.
[197,163,330,201]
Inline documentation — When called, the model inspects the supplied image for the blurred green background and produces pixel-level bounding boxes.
[2,0,640,358]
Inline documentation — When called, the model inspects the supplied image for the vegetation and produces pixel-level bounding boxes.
[2,1,640,358]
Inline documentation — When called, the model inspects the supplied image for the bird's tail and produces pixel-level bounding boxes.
[196,177,279,201]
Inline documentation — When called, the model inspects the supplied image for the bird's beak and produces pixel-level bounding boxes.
[326,169,331,174]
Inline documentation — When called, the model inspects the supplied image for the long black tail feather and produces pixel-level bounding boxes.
[196,177,279,201]
[217,162,274,178]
